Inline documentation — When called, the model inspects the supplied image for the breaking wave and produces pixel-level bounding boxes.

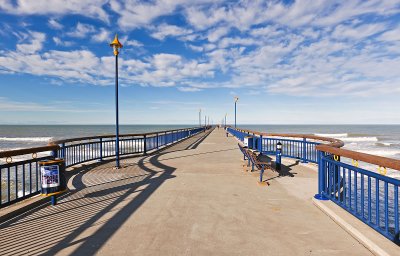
[0,137,52,142]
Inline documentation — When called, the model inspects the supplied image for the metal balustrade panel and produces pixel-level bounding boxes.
[322,156,400,242]
[0,127,204,208]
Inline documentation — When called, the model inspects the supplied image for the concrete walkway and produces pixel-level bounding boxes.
[0,128,371,255]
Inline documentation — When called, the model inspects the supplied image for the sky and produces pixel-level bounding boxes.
[0,0,399,125]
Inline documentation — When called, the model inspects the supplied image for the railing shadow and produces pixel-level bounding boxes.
[158,127,214,154]
[0,131,207,256]
[45,153,175,255]
[186,128,214,150]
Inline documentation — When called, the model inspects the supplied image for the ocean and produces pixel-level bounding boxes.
[0,125,193,152]
[1,124,400,160]
[238,125,400,160]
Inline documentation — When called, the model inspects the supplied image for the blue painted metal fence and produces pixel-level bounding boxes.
[227,127,400,243]
[227,127,318,163]
[318,153,400,243]
[0,127,204,208]
[0,156,48,208]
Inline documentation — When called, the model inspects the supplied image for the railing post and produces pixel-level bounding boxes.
[51,148,58,158]
[156,133,159,149]
[61,143,66,159]
[99,138,103,161]
[143,135,147,155]
[275,142,282,171]
[259,135,263,153]
[314,150,328,200]
[302,138,307,163]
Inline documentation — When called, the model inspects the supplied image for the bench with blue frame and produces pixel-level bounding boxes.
[238,143,272,183]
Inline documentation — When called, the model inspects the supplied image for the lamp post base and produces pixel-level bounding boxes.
[314,193,329,201]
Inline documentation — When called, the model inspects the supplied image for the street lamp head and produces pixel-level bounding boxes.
[110,34,123,56]
[234,96,239,103]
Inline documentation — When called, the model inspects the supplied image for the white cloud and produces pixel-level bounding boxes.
[53,37,73,47]
[0,48,104,84]
[379,27,400,42]
[110,0,222,30]
[66,22,95,38]
[53,37,62,45]
[0,0,110,22]
[178,87,202,92]
[0,97,113,114]
[92,28,111,43]
[118,36,144,48]
[48,19,63,30]
[331,23,387,40]
[250,25,284,37]
[110,0,180,30]
[1,1,400,98]
[188,44,203,52]
[0,31,216,89]
[218,37,259,48]
[124,39,143,47]
[16,31,46,54]
[150,24,194,41]
[314,0,400,27]
[0,97,54,111]
[207,26,230,42]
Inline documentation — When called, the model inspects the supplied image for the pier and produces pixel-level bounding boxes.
[0,127,399,255]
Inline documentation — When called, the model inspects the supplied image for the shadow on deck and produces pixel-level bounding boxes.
[0,130,212,256]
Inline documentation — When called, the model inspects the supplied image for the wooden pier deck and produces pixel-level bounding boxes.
[0,128,372,255]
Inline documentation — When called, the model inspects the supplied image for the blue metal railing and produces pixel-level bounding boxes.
[57,127,204,168]
[318,152,400,242]
[0,127,205,208]
[227,127,319,163]
[227,126,400,243]
[0,156,48,208]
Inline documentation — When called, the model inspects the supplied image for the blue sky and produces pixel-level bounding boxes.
[0,0,399,125]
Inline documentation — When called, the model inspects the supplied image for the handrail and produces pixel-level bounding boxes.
[0,126,207,158]
[231,127,400,171]
[0,145,60,158]
[229,127,400,243]
[233,128,345,148]
[0,126,206,208]
[316,144,400,171]
[50,126,203,144]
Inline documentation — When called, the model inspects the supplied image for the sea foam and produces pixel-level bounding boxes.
[340,137,378,142]
[314,133,348,138]
[0,137,52,142]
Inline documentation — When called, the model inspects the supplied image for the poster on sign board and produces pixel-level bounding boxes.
[41,165,60,188]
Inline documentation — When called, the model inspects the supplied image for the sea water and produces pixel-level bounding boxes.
[1,124,400,160]
[238,125,400,160]
[0,125,193,151]
[2,124,399,172]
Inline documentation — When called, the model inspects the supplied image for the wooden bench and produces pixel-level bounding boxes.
[238,143,272,183]
[238,143,249,161]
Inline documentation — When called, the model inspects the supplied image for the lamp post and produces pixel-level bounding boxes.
[234,96,239,128]
[110,34,123,168]
[199,109,201,127]
[225,113,227,127]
